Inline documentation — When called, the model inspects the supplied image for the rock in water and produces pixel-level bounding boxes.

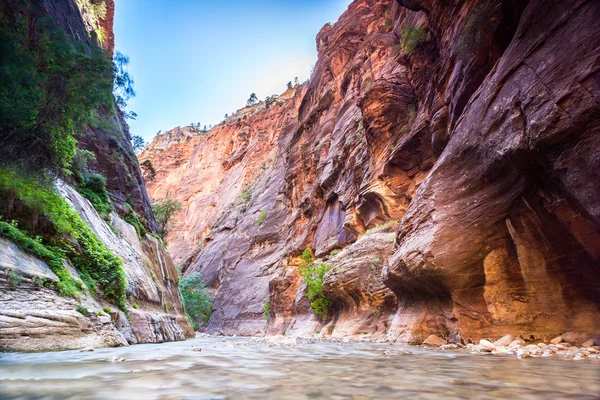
[493,335,514,347]
[582,340,594,348]
[422,335,447,347]
[516,349,531,360]
[550,336,563,345]
[509,339,525,348]
[479,340,497,352]
[267,335,296,346]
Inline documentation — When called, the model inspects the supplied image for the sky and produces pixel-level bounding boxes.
[114,0,353,143]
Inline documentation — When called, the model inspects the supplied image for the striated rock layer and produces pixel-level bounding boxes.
[0,182,193,352]
[142,0,600,345]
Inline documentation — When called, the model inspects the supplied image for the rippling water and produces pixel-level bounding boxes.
[1,337,600,399]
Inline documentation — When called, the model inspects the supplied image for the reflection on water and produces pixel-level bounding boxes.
[1,337,599,399]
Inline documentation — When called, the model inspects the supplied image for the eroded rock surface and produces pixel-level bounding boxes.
[0,182,193,352]
[142,0,600,344]
[385,0,600,343]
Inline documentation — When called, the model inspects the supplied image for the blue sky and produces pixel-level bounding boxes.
[114,0,352,143]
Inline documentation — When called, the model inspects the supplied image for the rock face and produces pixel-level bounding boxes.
[384,0,600,343]
[0,0,192,352]
[142,0,600,344]
[0,237,127,352]
[43,0,156,228]
[140,87,306,266]
[0,182,193,352]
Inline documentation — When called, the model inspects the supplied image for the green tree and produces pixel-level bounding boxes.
[179,273,213,329]
[112,51,135,109]
[153,197,183,235]
[0,3,114,173]
[246,93,259,107]
[265,94,279,108]
[131,135,145,152]
[140,160,156,181]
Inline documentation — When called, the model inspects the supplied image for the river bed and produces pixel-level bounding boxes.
[1,337,599,399]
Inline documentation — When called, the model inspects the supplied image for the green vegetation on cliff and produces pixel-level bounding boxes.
[398,25,428,54]
[256,210,267,226]
[79,173,114,220]
[0,0,115,174]
[263,298,271,322]
[153,198,183,236]
[298,248,332,318]
[0,168,128,310]
[0,220,83,298]
[179,273,213,330]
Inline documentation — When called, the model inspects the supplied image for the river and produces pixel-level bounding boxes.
[1,337,599,399]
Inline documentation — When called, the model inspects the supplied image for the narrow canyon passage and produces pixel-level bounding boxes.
[1,0,600,398]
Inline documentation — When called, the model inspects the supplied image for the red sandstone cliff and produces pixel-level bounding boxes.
[142,0,600,345]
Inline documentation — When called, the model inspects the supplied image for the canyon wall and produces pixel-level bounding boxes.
[0,0,192,351]
[142,0,600,345]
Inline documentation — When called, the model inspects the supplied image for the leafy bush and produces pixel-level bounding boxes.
[298,248,332,318]
[179,273,213,330]
[70,221,128,310]
[79,173,114,220]
[256,210,267,226]
[398,25,428,53]
[72,149,96,184]
[263,298,271,322]
[103,306,112,314]
[76,305,88,315]
[76,0,108,44]
[239,183,254,203]
[246,93,259,107]
[113,51,136,111]
[300,248,314,268]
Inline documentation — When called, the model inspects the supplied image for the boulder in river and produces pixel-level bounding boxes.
[422,335,447,347]
[493,334,514,347]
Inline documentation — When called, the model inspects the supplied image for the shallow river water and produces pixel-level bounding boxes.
[1,337,600,399]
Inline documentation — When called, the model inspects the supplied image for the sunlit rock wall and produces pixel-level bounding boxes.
[142,0,600,344]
